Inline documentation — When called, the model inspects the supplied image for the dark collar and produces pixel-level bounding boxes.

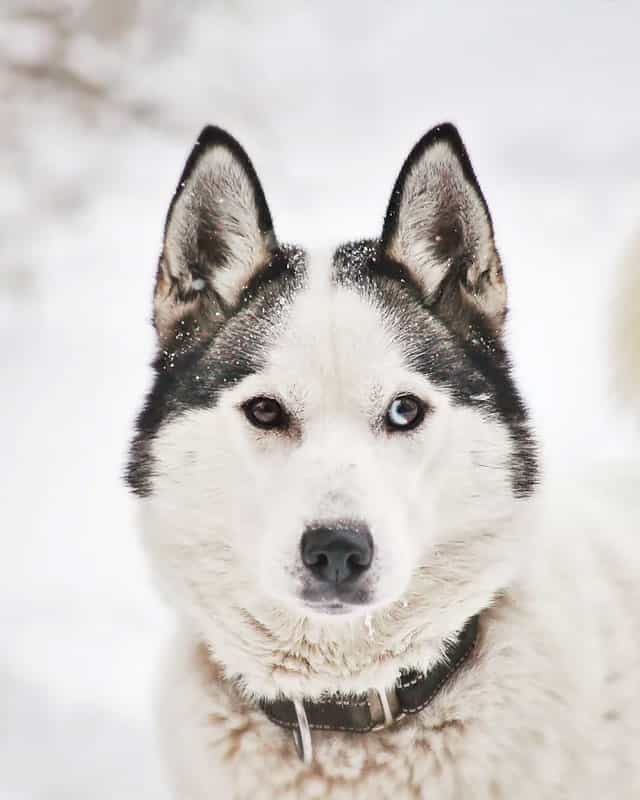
[259,614,479,763]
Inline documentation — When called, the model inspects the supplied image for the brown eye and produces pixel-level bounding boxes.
[385,394,425,431]
[243,396,286,430]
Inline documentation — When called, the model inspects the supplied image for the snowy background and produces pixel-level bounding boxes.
[1,1,639,797]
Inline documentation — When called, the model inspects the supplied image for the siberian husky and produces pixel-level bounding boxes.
[128,123,640,798]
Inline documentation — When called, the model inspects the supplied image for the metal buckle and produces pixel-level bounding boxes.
[292,699,313,765]
[367,686,404,731]
[292,687,404,764]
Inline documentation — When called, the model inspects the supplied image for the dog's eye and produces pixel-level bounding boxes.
[385,394,425,431]
[243,396,286,430]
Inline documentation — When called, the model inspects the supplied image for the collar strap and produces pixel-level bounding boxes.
[259,614,479,763]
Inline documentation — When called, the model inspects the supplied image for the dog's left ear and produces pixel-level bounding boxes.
[381,123,506,335]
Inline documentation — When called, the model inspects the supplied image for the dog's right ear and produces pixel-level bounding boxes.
[154,126,277,344]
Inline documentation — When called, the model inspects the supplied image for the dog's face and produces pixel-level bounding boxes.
[129,125,537,696]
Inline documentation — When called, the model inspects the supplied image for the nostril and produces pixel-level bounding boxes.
[347,553,367,571]
[313,553,329,570]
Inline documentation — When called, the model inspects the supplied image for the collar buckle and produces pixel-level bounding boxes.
[367,686,405,731]
[291,686,403,764]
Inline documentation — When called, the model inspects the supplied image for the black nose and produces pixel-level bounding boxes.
[301,523,374,585]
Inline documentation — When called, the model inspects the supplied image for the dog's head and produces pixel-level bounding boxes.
[128,124,538,697]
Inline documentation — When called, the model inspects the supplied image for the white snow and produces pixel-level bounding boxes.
[1,1,639,797]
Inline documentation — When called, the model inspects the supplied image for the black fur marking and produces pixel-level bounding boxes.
[333,241,538,498]
[239,247,299,308]
[127,246,306,497]
[381,122,494,250]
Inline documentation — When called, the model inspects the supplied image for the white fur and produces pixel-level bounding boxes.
[134,247,640,797]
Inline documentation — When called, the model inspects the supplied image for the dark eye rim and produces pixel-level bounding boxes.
[242,395,288,430]
[384,393,427,432]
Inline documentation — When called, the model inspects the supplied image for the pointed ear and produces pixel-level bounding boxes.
[154,126,277,343]
[381,123,506,336]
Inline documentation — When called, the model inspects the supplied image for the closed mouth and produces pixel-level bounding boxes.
[301,584,373,614]
[302,600,353,615]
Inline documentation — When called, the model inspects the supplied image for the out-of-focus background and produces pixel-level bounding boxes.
[1,1,639,797]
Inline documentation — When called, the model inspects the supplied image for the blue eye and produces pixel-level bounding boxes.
[385,395,425,431]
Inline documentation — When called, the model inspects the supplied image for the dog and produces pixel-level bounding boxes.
[127,123,640,798]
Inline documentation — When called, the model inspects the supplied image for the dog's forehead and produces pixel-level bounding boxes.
[265,250,405,386]
[240,242,470,405]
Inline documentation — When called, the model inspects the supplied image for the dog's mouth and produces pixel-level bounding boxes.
[302,600,354,616]
[300,583,374,615]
